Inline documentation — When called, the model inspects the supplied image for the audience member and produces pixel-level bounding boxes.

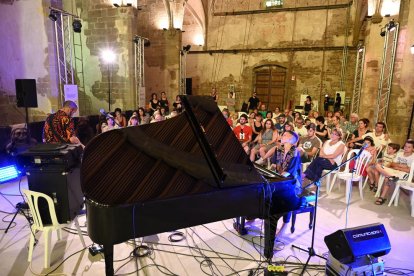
[211,87,219,103]
[233,114,252,153]
[222,108,233,127]
[128,115,139,126]
[251,113,263,142]
[347,118,371,149]
[149,93,160,115]
[247,92,260,112]
[343,113,359,135]
[366,143,400,192]
[303,96,313,115]
[294,117,307,137]
[275,114,287,134]
[374,140,414,205]
[6,124,37,157]
[315,116,328,142]
[138,107,150,125]
[159,92,170,114]
[250,119,278,162]
[362,122,390,153]
[298,123,322,163]
[302,128,345,183]
[114,107,127,127]
[173,95,182,111]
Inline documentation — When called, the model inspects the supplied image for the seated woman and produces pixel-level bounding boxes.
[346,118,371,149]
[250,119,278,162]
[303,128,346,183]
[374,140,414,205]
[114,108,127,127]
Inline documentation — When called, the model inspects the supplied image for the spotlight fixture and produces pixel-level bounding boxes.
[183,45,191,52]
[48,10,58,21]
[387,19,396,31]
[132,36,151,47]
[72,19,82,33]
[380,27,386,37]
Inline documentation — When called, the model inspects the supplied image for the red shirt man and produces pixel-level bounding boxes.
[233,114,252,153]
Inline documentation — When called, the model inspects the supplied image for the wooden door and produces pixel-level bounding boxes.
[254,66,286,111]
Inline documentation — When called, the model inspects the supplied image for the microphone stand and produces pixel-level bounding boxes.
[291,147,366,275]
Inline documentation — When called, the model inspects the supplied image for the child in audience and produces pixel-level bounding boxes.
[366,143,400,192]
[374,140,414,205]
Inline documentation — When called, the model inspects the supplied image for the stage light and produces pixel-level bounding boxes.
[0,165,19,183]
[72,19,82,33]
[387,19,396,31]
[49,10,58,21]
[183,45,191,52]
[101,49,116,63]
[380,27,386,37]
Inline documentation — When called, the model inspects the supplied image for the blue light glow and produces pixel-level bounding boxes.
[0,165,19,183]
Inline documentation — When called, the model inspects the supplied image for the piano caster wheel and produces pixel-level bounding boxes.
[233,222,248,236]
[309,224,313,229]
[290,227,295,233]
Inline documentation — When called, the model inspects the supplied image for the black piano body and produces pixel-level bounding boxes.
[81,96,303,275]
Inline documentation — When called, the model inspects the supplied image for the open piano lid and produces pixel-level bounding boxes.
[81,96,270,206]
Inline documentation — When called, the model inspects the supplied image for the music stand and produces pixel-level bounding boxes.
[291,149,365,275]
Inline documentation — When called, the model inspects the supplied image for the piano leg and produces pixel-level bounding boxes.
[104,244,114,276]
[264,215,279,259]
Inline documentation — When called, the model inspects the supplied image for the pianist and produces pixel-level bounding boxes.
[270,130,302,191]
[43,100,82,145]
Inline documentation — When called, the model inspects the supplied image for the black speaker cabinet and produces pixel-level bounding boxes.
[186,78,192,95]
[15,79,38,108]
[26,166,83,224]
[324,223,391,264]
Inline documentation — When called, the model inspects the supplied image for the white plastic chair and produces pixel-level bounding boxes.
[387,162,414,216]
[329,150,372,204]
[22,189,86,268]
[323,147,349,194]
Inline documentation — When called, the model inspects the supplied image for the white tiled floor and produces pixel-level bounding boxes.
[1,176,414,275]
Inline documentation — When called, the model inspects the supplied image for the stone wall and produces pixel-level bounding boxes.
[186,0,357,113]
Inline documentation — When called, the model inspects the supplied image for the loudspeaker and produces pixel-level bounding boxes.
[26,166,83,224]
[324,223,391,264]
[15,79,38,108]
[186,78,192,95]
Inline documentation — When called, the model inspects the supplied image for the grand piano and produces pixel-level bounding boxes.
[81,96,304,275]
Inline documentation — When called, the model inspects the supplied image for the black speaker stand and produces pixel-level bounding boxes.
[5,201,30,233]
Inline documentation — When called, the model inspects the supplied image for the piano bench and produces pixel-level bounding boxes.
[290,198,315,234]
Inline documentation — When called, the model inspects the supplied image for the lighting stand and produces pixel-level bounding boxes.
[291,149,365,275]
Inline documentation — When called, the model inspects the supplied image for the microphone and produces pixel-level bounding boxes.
[356,143,369,157]
[99,109,122,127]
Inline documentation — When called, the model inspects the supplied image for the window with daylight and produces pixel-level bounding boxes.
[265,0,283,8]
